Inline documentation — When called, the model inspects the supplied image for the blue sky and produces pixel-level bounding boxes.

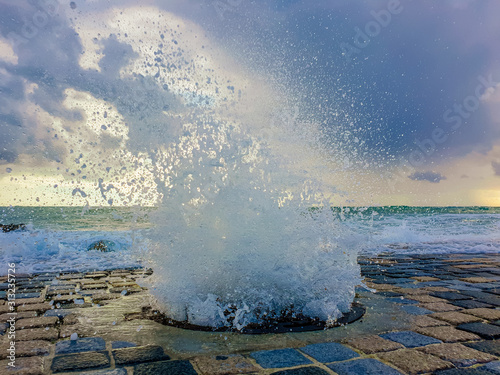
[0,0,499,205]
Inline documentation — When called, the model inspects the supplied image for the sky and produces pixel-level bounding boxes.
[0,0,499,206]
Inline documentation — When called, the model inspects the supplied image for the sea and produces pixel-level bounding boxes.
[1,206,499,275]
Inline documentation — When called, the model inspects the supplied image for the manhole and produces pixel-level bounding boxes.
[125,302,365,334]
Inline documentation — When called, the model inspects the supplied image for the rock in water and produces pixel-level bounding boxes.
[0,223,26,233]
[87,240,116,252]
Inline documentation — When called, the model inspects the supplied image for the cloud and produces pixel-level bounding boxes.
[492,161,500,176]
[408,171,447,183]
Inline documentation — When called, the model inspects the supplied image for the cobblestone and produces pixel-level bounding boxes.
[377,348,454,374]
[112,344,169,365]
[419,343,497,367]
[346,335,404,353]
[51,351,110,373]
[134,360,197,375]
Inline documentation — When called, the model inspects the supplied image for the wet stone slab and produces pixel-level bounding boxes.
[328,358,403,375]
[51,351,111,373]
[347,335,405,354]
[464,340,500,356]
[380,330,442,348]
[79,369,128,375]
[250,348,312,368]
[55,337,106,354]
[430,292,474,301]
[377,349,454,375]
[112,345,169,366]
[418,343,497,367]
[299,342,359,363]
[457,322,500,339]
[134,360,197,375]
[272,367,331,375]
[193,354,259,375]
[416,325,481,342]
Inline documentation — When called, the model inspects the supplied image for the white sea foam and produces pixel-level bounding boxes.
[0,228,142,275]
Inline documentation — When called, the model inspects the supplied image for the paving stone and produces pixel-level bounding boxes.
[347,335,404,354]
[377,349,453,375]
[250,348,312,368]
[16,327,59,341]
[88,294,122,303]
[406,295,449,303]
[112,344,169,365]
[430,292,473,300]
[451,300,494,309]
[56,337,106,354]
[400,305,433,315]
[16,316,59,329]
[109,287,143,294]
[17,292,42,299]
[457,322,500,339]
[459,291,500,306]
[47,289,77,296]
[299,342,359,363]
[0,311,37,321]
[463,308,500,321]
[51,351,110,373]
[0,340,51,359]
[62,313,79,325]
[430,311,483,325]
[377,291,404,297]
[111,341,137,349]
[79,369,128,375]
[419,302,463,312]
[415,326,481,342]
[17,303,52,312]
[271,367,330,375]
[328,358,403,375]
[14,297,45,306]
[460,277,496,283]
[387,297,418,304]
[50,294,83,303]
[423,287,460,293]
[380,330,442,348]
[43,309,74,318]
[393,288,427,295]
[412,315,451,327]
[59,273,84,280]
[110,281,140,288]
[81,283,108,290]
[193,354,260,375]
[418,343,497,367]
[134,360,197,375]
[84,273,108,279]
[434,368,496,375]
[484,361,500,374]
[464,340,500,357]
[0,355,45,374]
[412,276,441,282]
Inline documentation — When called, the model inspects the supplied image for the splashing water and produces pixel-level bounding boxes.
[134,88,364,328]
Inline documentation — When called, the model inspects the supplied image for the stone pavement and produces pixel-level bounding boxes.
[1,253,500,374]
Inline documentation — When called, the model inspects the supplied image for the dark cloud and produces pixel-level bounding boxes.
[408,171,447,183]
[190,0,500,166]
[492,161,500,176]
[1,0,500,173]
